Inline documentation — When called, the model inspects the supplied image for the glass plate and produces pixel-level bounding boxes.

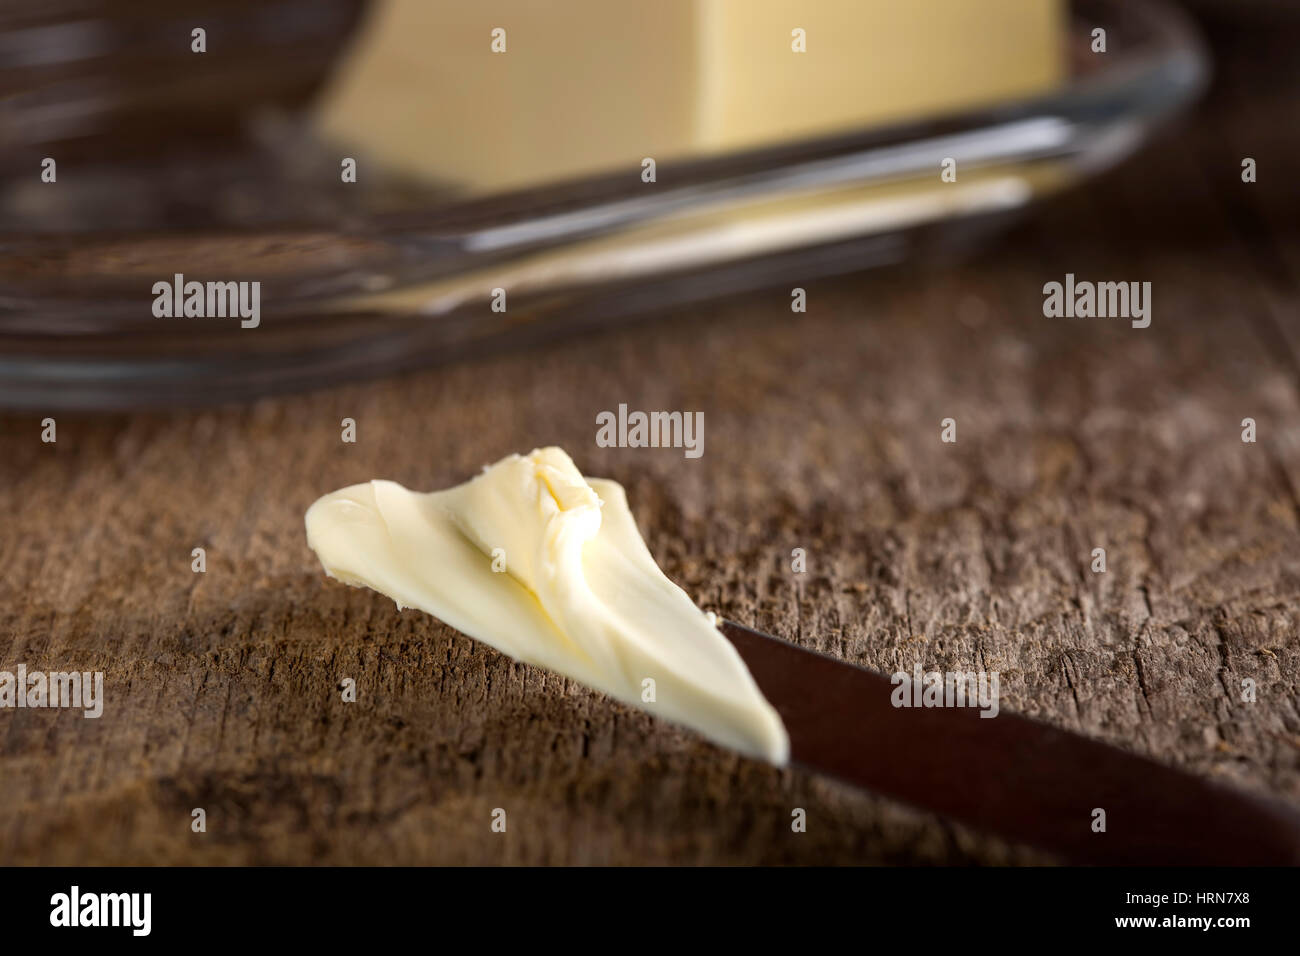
[0,0,1207,409]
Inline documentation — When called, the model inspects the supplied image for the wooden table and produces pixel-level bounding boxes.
[1,6,1297,865]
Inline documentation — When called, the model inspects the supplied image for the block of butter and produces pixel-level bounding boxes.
[315,0,1063,191]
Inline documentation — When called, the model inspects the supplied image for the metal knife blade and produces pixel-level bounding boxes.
[721,620,1300,865]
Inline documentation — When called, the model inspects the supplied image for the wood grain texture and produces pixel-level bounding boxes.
[1,12,1297,866]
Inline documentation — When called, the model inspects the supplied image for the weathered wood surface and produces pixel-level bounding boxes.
[1,10,1297,865]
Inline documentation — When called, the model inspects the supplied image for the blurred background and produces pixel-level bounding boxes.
[0,0,1226,407]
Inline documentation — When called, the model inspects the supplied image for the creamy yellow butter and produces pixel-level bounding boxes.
[306,448,789,763]
[315,0,1063,191]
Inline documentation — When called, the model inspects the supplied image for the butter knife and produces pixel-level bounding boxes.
[721,620,1300,865]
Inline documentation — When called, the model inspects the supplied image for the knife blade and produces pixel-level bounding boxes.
[721,619,1300,865]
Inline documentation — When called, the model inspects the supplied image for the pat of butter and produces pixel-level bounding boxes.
[314,0,1063,191]
[306,448,789,763]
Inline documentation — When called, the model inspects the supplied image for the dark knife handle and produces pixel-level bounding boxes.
[722,620,1300,865]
